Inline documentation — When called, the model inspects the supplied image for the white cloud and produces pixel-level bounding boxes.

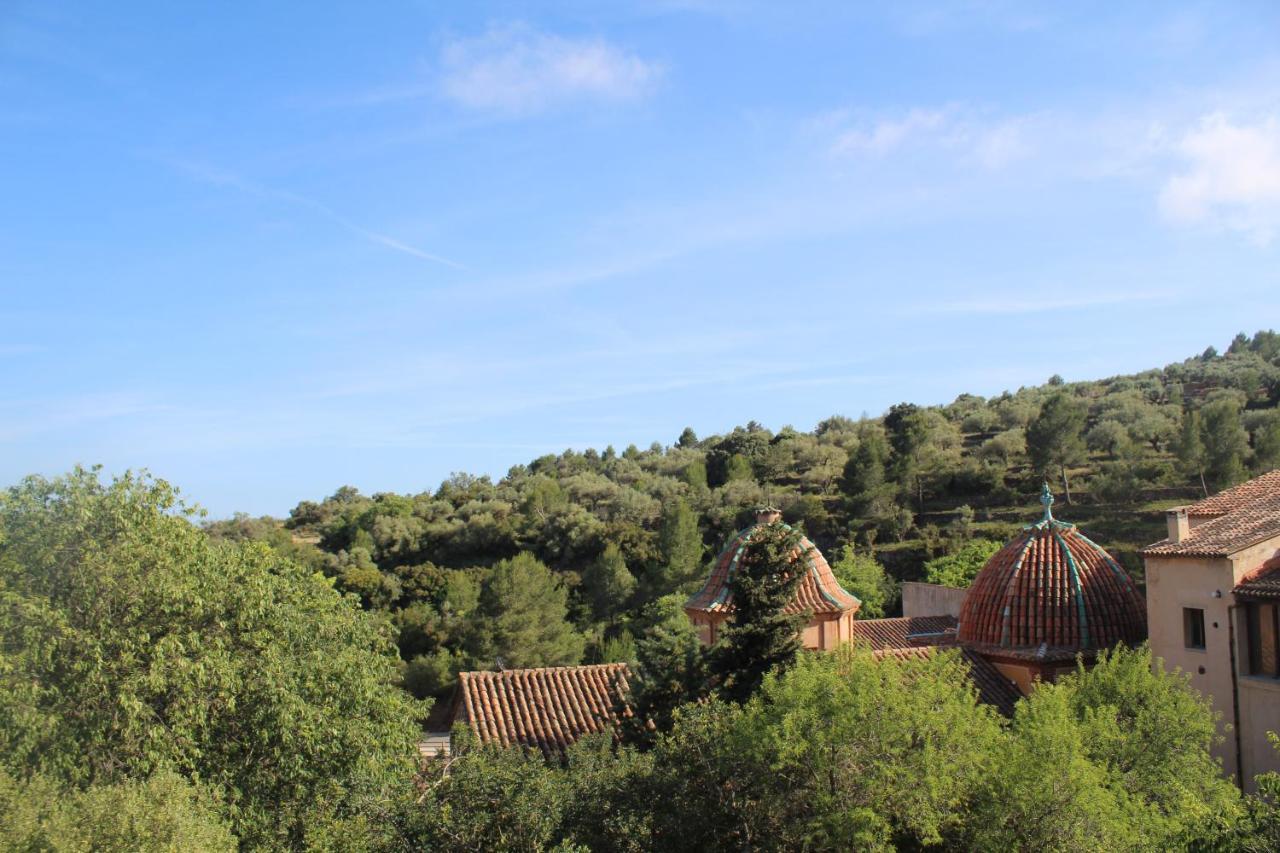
[439,25,662,114]
[829,105,1032,169]
[1158,113,1280,244]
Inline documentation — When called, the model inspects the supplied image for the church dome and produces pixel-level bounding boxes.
[957,486,1146,661]
[685,507,860,617]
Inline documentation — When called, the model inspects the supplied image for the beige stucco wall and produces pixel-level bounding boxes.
[1145,553,1241,780]
[1146,536,1280,787]
[1238,675,1280,790]
[688,610,853,652]
[901,582,966,619]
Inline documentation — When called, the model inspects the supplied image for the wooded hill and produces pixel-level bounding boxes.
[208,331,1280,700]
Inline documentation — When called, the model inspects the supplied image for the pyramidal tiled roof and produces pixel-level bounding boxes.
[685,523,860,616]
[455,664,631,760]
[1144,470,1280,557]
[957,489,1146,662]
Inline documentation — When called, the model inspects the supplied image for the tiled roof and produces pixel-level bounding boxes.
[455,664,632,760]
[1235,556,1280,600]
[958,517,1146,656]
[1185,470,1280,517]
[1144,471,1280,557]
[849,615,958,650]
[873,645,1022,717]
[685,523,860,616]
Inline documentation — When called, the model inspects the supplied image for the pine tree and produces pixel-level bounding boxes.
[709,522,807,704]
[1201,397,1248,489]
[473,552,586,668]
[581,543,636,624]
[1027,393,1087,503]
[652,497,703,596]
[1174,408,1209,496]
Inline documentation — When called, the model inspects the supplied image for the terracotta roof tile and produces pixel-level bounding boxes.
[455,664,631,760]
[848,615,957,650]
[1235,555,1280,599]
[958,519,1146,655]
[686,523,859,616]
[1185,470,1280,517]
[1144,473,1280,557]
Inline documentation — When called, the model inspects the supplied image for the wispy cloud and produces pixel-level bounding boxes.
[166,159,467,269]
[439,24,662,115]
[1158,113,1280,245]
[828,104,1034,169]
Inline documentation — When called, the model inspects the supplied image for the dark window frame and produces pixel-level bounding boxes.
[1243,601,1280,678]
[1183,606,1206,650]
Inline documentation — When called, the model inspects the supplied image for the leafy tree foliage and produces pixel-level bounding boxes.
[1201,396,1249,488]
[923,539,1002,588]
[829,544,894,618]
[0,469,424,850]
[0,770,236,852]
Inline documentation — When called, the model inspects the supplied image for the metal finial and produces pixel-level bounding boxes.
[1040,483,1055,522]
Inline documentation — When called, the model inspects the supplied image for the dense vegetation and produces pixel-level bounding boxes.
[6,333,1280,850]
[417,645,1280,852]
[208,332,1280,703]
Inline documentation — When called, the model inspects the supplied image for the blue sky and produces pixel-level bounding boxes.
[3,1,1280,517]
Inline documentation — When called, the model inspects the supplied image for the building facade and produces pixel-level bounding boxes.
[1143,470,1280,789]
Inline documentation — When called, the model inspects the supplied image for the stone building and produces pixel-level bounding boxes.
[1143,470,1280,789]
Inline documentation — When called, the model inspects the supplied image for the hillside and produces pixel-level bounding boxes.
[208,331,1280,699]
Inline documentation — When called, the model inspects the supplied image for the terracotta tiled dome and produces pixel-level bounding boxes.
[957,487,1146,661]
[685,509,860,616]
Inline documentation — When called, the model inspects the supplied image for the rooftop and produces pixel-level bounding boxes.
[957,486,1147,656]
[454,663,632,760]
[685,520,859,616]
[848,614,958,650]
[1144,470,1280,557]
[1235,555,1280,600]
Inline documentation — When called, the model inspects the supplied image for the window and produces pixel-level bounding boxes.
[1245,602,1280,678]
[1183,607,1206,650]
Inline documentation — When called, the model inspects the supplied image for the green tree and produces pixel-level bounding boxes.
[472,552,585,669]
[830,544,894,618]
[969,645,1241,851]
[652,496,703,596]
[923,539,1002,589]
[620,595,709,747]
[581,542,636,623]
[1250,410,1280,473]
[1027,393,1087,503]
[405,740,569,851]
[677,426,699,448]
[1175,408,1210,496]
[649,647,1003,851]
[709,522,807,704]
[1201,397,1248,489]
[0,469,424,850]
[0,770,237,853]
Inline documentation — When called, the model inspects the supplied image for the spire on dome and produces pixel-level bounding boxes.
[1039,483,1055,523]
[755,505,782,524]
